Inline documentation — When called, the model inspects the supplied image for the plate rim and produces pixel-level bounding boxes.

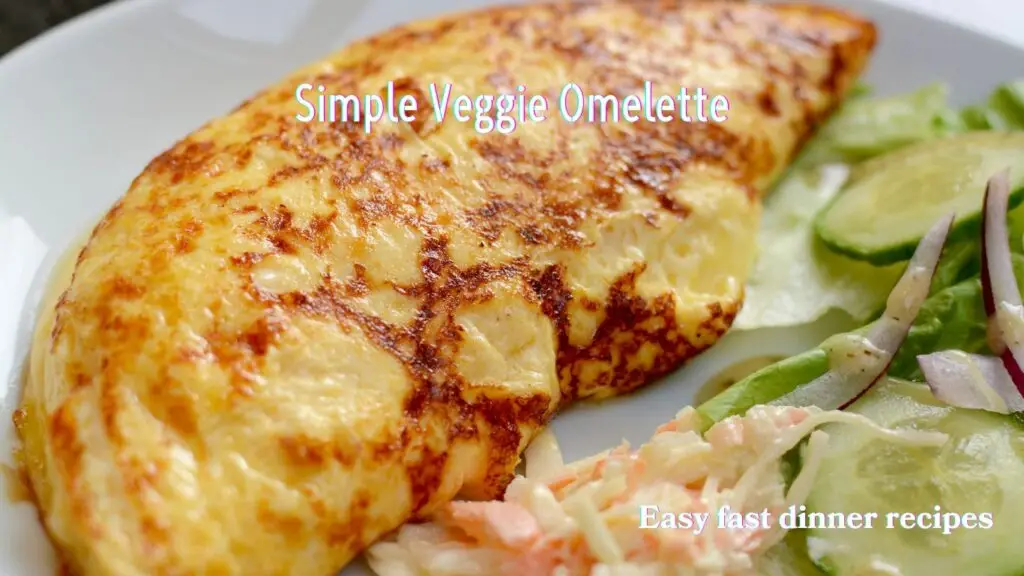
[2,0,1024,83]
[1,0,1022,574]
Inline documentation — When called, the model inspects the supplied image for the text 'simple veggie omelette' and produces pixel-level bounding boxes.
[19,0,981,574]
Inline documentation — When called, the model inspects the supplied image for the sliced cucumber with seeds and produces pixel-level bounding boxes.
[805,378,1024,576]
[815,132,1024,265]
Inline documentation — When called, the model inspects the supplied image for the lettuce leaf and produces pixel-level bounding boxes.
[737,81,1023,332]
[929,240,980,296]
[795,82,951,167]
[733,165,903,329]
[889,248,1024,380]
[962,81,1024,130]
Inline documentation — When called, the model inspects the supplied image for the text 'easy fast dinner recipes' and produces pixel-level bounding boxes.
[294,80,732,134]
[639,504,995,536]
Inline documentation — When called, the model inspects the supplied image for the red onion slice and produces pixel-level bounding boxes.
[772,213,954,411]
[918,351,1024,414]
[980,169,1024,394]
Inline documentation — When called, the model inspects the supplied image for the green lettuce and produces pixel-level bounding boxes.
[888,211,1024,379]
[737,81,1024,332]
[928,239,980,296]
[795,82,952,167]
[961,81,1024,130]
[698,281,984,427]
[733,166,904,329]
[701,235,1024,427]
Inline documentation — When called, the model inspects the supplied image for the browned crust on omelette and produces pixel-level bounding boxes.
[20,2,876,574]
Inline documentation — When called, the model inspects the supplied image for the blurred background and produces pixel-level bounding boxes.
[1,0,1020,60]
[0,0,107,55]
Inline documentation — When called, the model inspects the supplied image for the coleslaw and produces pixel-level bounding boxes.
[365,405,945,576]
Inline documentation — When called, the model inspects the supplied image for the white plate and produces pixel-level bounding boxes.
[2,1,1023,574]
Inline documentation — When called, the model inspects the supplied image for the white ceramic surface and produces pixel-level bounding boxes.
[886,0,1023,48]
[1,1,1022,575]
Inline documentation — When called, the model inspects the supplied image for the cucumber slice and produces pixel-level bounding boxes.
[814,132,1024,265]
[804,378,1024,576]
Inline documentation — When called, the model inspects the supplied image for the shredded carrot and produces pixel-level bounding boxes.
[655,421,679,433]
[439,501,541,549]
[545,472,577,492]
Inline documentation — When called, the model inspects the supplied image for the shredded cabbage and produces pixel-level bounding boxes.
[364,406,946,576]
[524,427,565,482]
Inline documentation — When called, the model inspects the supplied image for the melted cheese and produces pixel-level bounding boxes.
[19,2,876,575]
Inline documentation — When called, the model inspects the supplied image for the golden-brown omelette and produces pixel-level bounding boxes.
[17,2,875,574]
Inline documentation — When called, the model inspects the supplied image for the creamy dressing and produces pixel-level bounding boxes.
[885,264,930,322]
[805,535,842,565]
[818,253,935,382]
[987,312,1008,354]
[812,233,938,387]
[822,333,883,378]
[995,301,1024,349]
[961,352,1012,413]
[867,558,904,576]
[923,351,1012,413]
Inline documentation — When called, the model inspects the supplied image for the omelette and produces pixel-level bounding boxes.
[16,1,876,574]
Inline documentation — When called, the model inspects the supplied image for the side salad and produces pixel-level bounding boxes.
[701,168,1024,575]
[700,80,1024,575]
[706,78,1024,413]
[362,81,1024,576]
[735,81,1024,330]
